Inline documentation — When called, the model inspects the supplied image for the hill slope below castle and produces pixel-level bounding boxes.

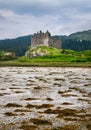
[17,46,91,63]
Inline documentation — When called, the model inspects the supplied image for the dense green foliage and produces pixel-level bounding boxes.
[0,50,16,61]
[0,30,91,56]
[61,36,91,51]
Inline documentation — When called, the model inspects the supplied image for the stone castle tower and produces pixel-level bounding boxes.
[31,31,61,49]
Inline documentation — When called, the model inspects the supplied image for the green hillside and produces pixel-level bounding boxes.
[18,46,91,63]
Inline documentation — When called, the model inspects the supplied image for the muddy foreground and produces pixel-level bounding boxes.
[0,67,91,130]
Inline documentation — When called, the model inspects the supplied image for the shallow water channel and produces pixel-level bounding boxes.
[0,67,91,130]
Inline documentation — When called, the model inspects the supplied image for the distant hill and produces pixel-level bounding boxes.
[61,30,91,51]
[0,30,91,56]
[69,30,91,41]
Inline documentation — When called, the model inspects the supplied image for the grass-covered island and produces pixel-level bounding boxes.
[0,46,91,67]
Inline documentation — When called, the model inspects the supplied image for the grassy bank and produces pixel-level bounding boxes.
[0,47,91,67]
[0,60,91,67]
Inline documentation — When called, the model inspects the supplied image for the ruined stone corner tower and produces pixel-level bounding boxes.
[31,30,61,49]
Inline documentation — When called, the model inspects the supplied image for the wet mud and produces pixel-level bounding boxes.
[0,67,91,130]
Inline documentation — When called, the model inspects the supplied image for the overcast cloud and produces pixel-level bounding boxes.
[0,0,91,39]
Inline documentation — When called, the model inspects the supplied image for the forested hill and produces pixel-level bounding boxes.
[0,30,91,56]
[0,35,31,56]
[55,30,91,51]
[69,30,91,41]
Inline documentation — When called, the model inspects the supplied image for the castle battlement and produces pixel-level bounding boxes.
[31,31,61,49]
[32,31,50,38]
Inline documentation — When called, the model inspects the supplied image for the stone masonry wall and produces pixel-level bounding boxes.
[31,36,49,47]
[49,38,61,49]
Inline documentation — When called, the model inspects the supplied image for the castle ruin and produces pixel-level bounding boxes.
[31,31,61,49]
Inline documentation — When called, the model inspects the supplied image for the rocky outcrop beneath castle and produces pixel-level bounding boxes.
[25,46,60,58]
[25,46,49,58]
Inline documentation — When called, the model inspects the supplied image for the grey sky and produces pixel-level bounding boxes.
[0,0,91,39]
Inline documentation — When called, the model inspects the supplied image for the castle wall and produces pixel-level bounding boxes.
[49,38,61,49]
[31,37,49,47]
[31,33,49,47]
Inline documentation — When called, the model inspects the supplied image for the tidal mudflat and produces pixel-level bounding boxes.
[0,67,91,130]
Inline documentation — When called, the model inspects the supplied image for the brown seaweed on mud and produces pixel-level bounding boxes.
[4,112,17,116]
[14,109,31,112]
[23,97,38,101]
[30,118,52,125]
[44,108,85,116]
[53,125,79,130]
[19,124,38,130]
[26,104,54,109]
[46,97,53,101]
[4,103,23,107]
